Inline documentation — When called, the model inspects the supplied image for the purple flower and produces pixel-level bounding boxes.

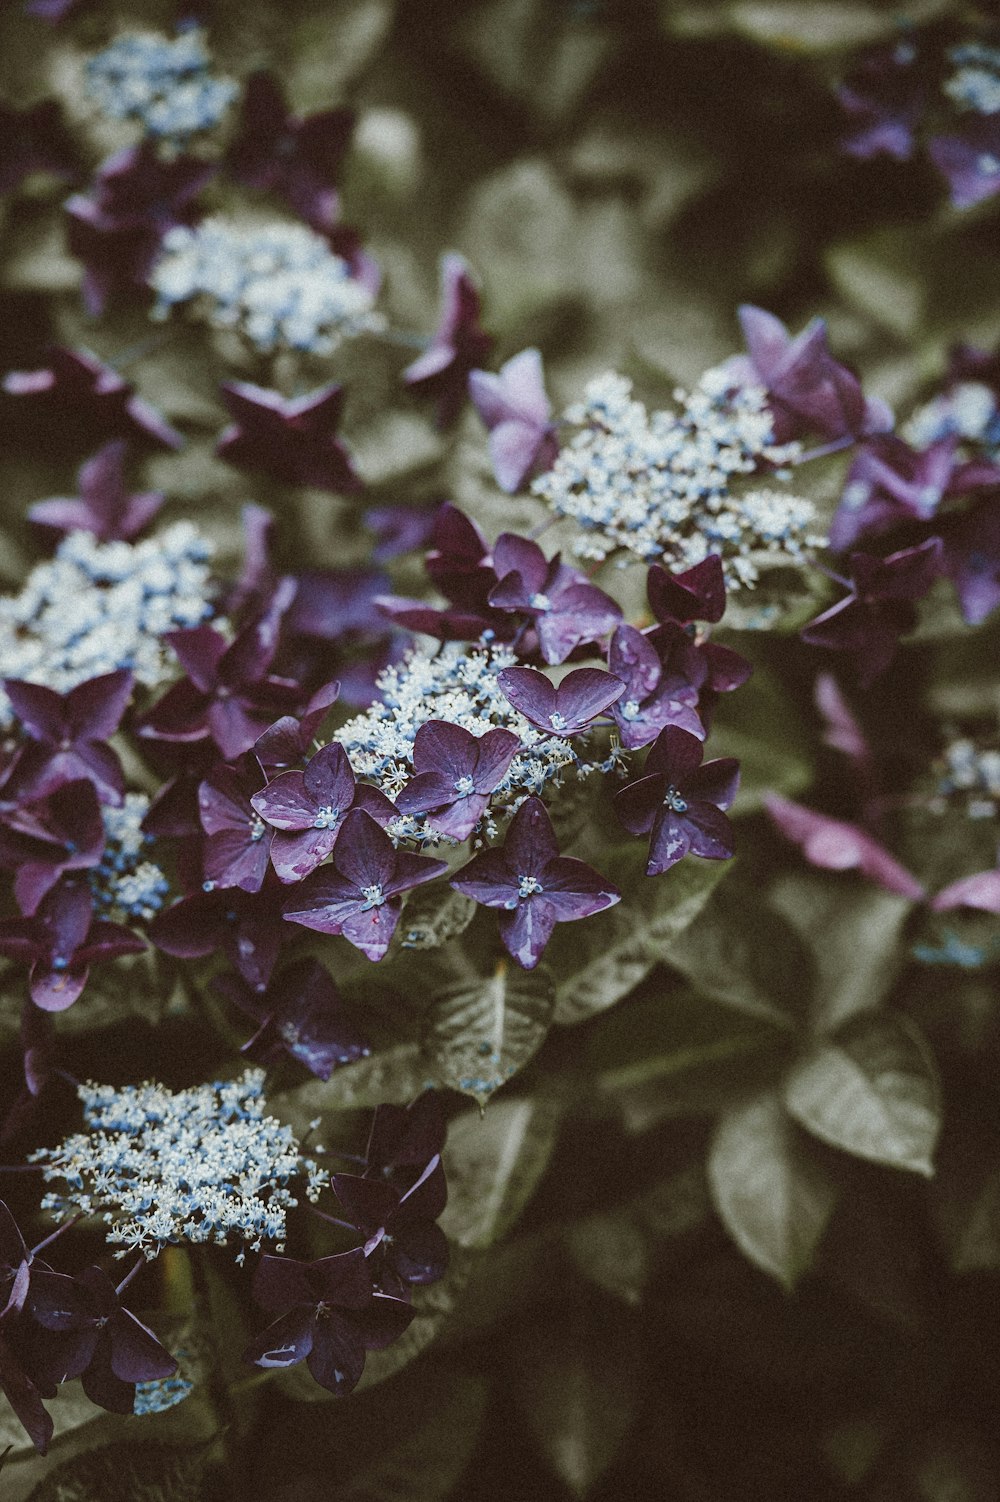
[0,779,105,915]
[0,880,144,1012]
[607,625,705,750]
[199,762,273,894]
[612,726,739,877]
[724,305,893,445]
[468,348,559,492]
[3,348,182,452]
[647,554,726,627]
[800,537,944,685]
[394,721,520,840]
[333,1155,449,1290]
[213,957,370,1079]
[765,794,925,899]
[139,602,299,762]
[403,254,493,429]
[929,116,1000,210]
[283,810,447,962]
[836,41,923,162]
[243,1248,413,1395]
[254,681,341,778]
[932,868,1000,914]
[150,885,286,992]
[0,1330,51,1456]
[251,742,397,884]
[0,98,78,196]
[66,146,213,316]
[27,1266,176,1415]
[4,670,132,806]
[829,435,1000,552]
[451,797,620,969]
[28,440,164,542]
[364,504,437,563]
[285,569,390,643]
[363,1093,447,1181]
[217,382,361,495]
[939,496,1000,626]
[227,72,355,236]
[488,534,621,664]
[376,503,513,644]
[498,665,624,737]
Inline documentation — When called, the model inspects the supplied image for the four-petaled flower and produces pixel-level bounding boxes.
[612,726,739,877]
[243,1248,413,1396]
[0,880,144,1012]
[607,625,705,750]
[403,254,493,428]
[333,1155,450,1291]
[829,434,1000,552]
[451,796,620,969]
[283,810,447,962]
[251,742,397,883]
[3,671,132,807]
[394,721,520,840]
[2,348,182,452]
[498,665,624,737]
[199,762,273,894]
[216,382,361,495]
[0,779,105,916]
[28,440,164,543]
[488,534,621,665]
[213,957,370,1080]
[468,348,559,492]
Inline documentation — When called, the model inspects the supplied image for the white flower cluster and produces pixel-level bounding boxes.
[84,28,238,147]
[31,1070,327,1262]
[903,381,1000,460]
[150,218,384,356]
[91,794,169,923]
[333,641,621,843]
[530,369,816,587]
[0,523,216,727]
[944,43,1000,116]
[933,734,1000,821]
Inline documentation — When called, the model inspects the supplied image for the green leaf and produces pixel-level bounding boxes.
[563,1216,652,1307]
[549,845,731,1026]
[708,1088,838,1289]
[396,887,477,950]
[422,954,555,1106]
[665,879,812,1030]
[271,1043,434,1137]
[25,1442,208,1502]
[707,662,812,813]
[826,233,926,340]
[440,1094,562,1250]
[782,1012,942,1176]
[508,1303,641,1499]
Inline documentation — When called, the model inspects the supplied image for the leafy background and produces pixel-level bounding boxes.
[2,0,1000,1498]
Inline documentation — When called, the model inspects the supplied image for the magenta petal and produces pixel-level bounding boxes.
[765,795,924,898]
[498,896,558,969]
[932,869,1000,914]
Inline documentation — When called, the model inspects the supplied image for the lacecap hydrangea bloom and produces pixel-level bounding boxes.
[0,523,216,726]
[31,1069,326,1262]
[332,640,624,842]
[149,217,384,356]
[84,28,238,148]
[530,369,818,586]
[943,43,1000,116]
[90,793,169,922]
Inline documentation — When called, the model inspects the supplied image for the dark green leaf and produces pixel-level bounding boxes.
[708,1088,838,1289]
[782,1012,942,1176]
[25,1442,208,1502]
[422,954,555,1106]
[440,1094,562,1249]
[397,887,477,950]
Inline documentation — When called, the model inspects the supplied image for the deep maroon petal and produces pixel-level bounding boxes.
[244,1306,315,1370]
[108,1309,176,1383]
[253,1254,315,1312]
[305,1314,366,1395]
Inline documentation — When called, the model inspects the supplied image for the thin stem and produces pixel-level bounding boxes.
[309,1206,357,1234]
[115,1255,146,1297]
[0,1164,45,1174]
[30,1210,84,1256]
[794,435,855,465]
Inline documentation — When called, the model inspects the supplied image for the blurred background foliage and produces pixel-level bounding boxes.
[2,0,1000,1499]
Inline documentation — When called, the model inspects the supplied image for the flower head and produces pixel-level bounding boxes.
[606,625,705,749]
[28,441,165,543]
[216,382,361,495]
[488,533,621,665]
[333,1155,449,1289]
[612,726,739,876]
[214,957,370,1080]
[3,670,132,806]
[84,28,237,149]
[251,741,397,883]
[3,348,182,452]
[394,721,520,841]
[468,348,559,492]
[0,879,144,1012]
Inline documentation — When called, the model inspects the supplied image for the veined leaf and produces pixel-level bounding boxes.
[709,1087,837,1289]
[441,1093,563,1249]
[422,954,555,1106]
[783,1012,941,1176]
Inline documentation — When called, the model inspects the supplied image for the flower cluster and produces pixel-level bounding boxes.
[31,1070,327,1261]
[84,29,238,148]
[530,369,815,586]
[931,733,1000,820]
[149,218,384,356]
[0,523,216,725]
[944,42,1000,115]
[90,794,169,923]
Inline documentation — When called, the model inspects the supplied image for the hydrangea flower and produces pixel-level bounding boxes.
[0,879,144,1012]
[150,218,383,356]
[0,779,106,917]
[929,114,1000,209]
[468,347,559,492]
[3,348,182,452]
[199,763,273,894]
[332,1155,449,1289]
[828,435,1000,552]
[31,1069,325,1260]
[27,1266,176,1415]
[612,726,739,876]
[0,524,214,724]
[393,721,520,841]
[836,38,923,161]
[943,43,1000,116]
[216,382,361,495]
[28,441,164,543]
[497,665,625,737]
[150,885,287,992]
[243,1248,413,1395]
[332,641,618,831]
[530,368,816,586]
[283,809,448,962]
[606,625,705,749]
[90,793,169,923]
[213,958,370,1080]
[488,534,621,665]
[83,29,237,149]
[3,670,132,806]
[363,1093,447,1180]
[251,741,396,883]
[254,681,341,778]
[403,254,493,428]
[450,796,620,969]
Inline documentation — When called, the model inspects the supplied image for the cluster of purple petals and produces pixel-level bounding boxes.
[835,34,1000,210]
[0,1198,177,1454]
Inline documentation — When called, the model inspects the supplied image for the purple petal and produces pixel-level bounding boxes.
[306,1314,366,1394]
[932,869,1000,914]
[498,896,558,969]
[244,1306,315,1370]
[252,771,320,831]
[765,795,924,898]
[108,1309,176,1383]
